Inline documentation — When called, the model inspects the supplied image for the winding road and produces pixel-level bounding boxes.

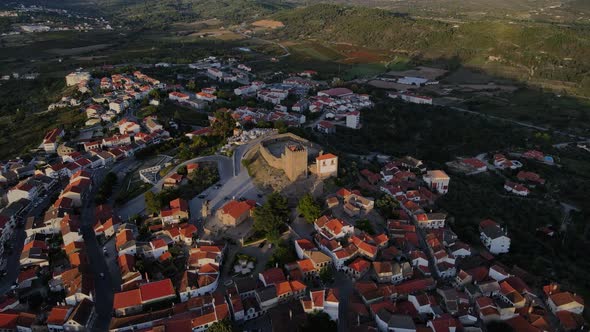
[118,135,269,221]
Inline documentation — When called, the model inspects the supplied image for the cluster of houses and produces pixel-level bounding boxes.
[446,151,547,197]
[226,106,306,128]
[34,118,168,177]
[0,166,107,330]
[233,155,582,331]
[313,87,373,132]
[81,71,164,126]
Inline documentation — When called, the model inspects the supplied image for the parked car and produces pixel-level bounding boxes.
[258,241,266,248]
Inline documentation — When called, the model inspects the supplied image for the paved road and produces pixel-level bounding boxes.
[334,271,353,332]
[0,222,26,295]
[79,167,116,332]
[119,135,269,221]
[118,155,232,220]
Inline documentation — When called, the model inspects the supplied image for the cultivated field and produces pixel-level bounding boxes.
[251,19,284,29]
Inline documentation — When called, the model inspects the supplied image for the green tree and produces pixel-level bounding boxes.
[375,194,399,219]
[267,240,297,267]
[177,165,187,176]
[355,219,375,235]
[191,136,208,149]
[274,120,288,134]
[211,110,235,138]
[149,90,160,100]
[187,81,196,91]
[208,319,233,332]
[300,312,337,332]
[297,193,321,223]
[253,192,289,240]
[319,266,334,284]
[145,191,162,215]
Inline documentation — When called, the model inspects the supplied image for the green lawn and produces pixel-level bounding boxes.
[342,63,387,80]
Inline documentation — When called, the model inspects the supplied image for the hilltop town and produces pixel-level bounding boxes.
[0,52,586,332]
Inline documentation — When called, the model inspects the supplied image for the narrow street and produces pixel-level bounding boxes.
[81,167,115,331]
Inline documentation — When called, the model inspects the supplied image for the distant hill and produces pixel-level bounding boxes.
[314,0,590,22]
[272,4,590,95]
[14,0,293,27]
[17,0,590,24]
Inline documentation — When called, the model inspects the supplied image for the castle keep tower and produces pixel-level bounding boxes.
[283,144,308,181]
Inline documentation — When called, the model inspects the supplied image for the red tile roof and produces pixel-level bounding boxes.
[295,239,316,251]
[461,158,487,168]
[316,153,337,161]
[220,200,253,220]
[311,290,325,308]
[276,281,293,297]
[159,252,172,262]
[396,278,435,295]
[46,306,72,325]
[290,280,307,293]
[0,313,18,329]
[113,289,142,309]
[549,291,584,307]
[260,268,286,285]
[150,238,168,249]
[348,258,371,273]
[297,259,316,273]
[180,224,198,238]
[17,267,38,283]
[191,312,217,328]
[116,230,134,250]
[139,279,175,303]
[170,198,188,211]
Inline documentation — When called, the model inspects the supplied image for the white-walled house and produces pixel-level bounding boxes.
[423,170,450,194]
[548,292,584,314]
[149,239,168,259]
[479,220,510,254]
[315,153,338,178]
[7,181,39,204]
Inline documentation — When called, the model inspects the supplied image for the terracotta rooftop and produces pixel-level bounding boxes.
[140,279,175,303]
[113,289,142,309]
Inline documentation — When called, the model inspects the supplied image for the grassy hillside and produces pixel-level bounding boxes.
[272,4,590,95]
